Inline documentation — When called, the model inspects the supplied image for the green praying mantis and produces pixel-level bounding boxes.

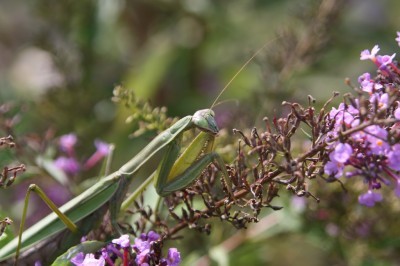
[0,40,274,265]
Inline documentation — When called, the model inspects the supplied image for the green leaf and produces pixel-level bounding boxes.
[51,241,106,266]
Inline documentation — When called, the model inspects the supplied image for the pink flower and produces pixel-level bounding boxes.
[83,140,111,170]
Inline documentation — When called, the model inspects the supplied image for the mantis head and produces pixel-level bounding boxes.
[192,109,219,134]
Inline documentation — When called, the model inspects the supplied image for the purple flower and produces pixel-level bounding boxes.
[329,103,359,129]
[164,248,181,266]
[84,140,111,170]
[324,160,344,178]
[134,236,151,254]
[358,190,383,207]
[112,234,131,248]
[133,231,161,265]
[59,133,77,156]
[82,254,105,266]
[376,53,396,67]
[364,125,389,154]
[396,31,400,47]
[360,80,383,94]
[70,252,85,265]
[358,72,371,84]
[147,231,161,241]
[360,45,380,61]
[136,248,151,265]
[330,143,353,163]
[54,156,80,175]
[370,93,389,110]
[387,144,400,171]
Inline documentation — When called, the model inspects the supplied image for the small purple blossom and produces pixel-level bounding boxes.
[360,45,380,61]
[396,31,400,47]
[324,160,344,178]
[330,143,353,163]
[112,234,131,248]
[54,156,80,175]
[163,248,181,266]
[357,72,370,84]
[364,125,389,154]
[376,53,396,67]
[329,102,359,129]
[70,252,85,265]
[387,144,400,171]
[358,190,383,207]
[147,231,161,241]
[370,93,389,110]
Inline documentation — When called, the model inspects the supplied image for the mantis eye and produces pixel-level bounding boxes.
[192,109,219,134]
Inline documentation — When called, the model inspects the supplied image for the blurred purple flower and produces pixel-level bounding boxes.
[370,93,389,110]
[358,72,370,84]
[358,190,383,207]
[54,156,80,175]
[396,31,400,47]
[59,133,77,156]
[324,160,344,178]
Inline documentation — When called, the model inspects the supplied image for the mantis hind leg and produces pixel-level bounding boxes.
[15,184,78,262]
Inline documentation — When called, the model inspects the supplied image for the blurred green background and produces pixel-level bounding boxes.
[1,0,400,265]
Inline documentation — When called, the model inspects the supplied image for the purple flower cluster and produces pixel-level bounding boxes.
[71,232,181,266]
[54,133,110,176]
[324,34,400,207]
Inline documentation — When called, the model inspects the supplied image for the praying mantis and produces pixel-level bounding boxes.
[0,40,274,265]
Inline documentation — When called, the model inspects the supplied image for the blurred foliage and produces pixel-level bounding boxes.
[1,0,400,265]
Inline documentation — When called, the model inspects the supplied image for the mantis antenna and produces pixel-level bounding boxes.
[210,37,280,109]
